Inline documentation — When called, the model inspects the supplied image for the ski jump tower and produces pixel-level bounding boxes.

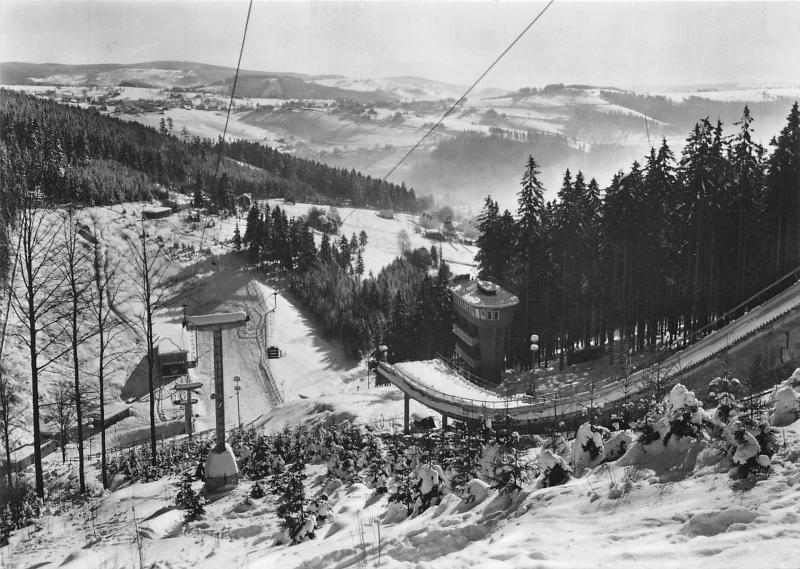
[451,280,519,383]
[183,311,249,493]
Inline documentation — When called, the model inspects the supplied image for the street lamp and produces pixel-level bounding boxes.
[529,334,539,397]
[233,375,242,428]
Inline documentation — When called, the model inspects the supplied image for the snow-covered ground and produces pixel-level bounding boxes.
[263,200,478,277]
[3,199,472,461]
[651,87,800,103]
[5,380,800,569]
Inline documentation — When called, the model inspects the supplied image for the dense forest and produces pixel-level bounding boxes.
[476,103,800,368]
[0,89,419,280]
[601,90,797,132]
[241,203,452,360]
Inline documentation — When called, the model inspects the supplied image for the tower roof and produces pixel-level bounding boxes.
[451,280,519,308]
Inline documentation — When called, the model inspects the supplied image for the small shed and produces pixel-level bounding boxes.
[142,206,172,219]
[423,229,446,241]
[157,349,192,379]
[377,209,395,220]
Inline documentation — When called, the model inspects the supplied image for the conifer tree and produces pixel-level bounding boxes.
[765,102,800,279]
[233,222,242,251]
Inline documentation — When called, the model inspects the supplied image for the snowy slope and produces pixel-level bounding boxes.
[264,200,478,276]
[6,384,800,569]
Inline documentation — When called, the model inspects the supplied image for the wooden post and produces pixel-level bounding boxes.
[442,414,448,430]
[403,393,410,434]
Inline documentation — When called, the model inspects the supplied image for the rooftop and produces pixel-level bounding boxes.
[183,311,249,330]
[451,279,519,308]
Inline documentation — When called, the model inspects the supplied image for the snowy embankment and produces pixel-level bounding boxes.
[6,379,800,569]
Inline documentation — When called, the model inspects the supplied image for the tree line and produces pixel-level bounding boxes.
[0,89,421,280]
[477,103,800,369]
[241,203,453,360]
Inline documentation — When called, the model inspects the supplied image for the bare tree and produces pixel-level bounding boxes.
[42,378,97,465]
[1,226,23,488]
[9,195,69,497]
[0,361,22,487]
[60,210,95,493]
[127,217,169,465]
[43,379,76,464]
[90,215,124,489]
[397,229,410,254]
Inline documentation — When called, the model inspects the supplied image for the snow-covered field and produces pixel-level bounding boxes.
[652,87,800,103]
[263,200,477,276]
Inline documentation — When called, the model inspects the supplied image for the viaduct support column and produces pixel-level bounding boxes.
[403,393,410,434]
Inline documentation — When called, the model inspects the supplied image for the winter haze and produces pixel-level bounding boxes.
[2,2,800,569]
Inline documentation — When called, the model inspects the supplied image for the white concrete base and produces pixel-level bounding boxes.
[204,443,239,494]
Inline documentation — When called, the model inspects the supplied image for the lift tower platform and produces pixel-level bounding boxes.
[183,311,249,493]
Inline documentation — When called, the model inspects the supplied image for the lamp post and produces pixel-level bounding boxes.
[529,334,539,397]
[233,375,242,428]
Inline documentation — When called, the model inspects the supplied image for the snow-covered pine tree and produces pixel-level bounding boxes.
[490,432,528,493]
[274,459,311,543]
[175,472,205,522]
[449,430,484,496]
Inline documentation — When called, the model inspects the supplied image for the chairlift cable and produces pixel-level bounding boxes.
[339,0,555,227]
[194,0,255,277]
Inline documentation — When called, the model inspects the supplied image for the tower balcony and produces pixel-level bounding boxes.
[455,342,480,369]
[453,322,479,347]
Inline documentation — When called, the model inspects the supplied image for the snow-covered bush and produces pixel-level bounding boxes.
[722,418,775,479]
[572,422,610,475]
[249,480,266,499]
[709,375,741,424]
[769,383,800,427]
[415,464,445,511]
[603,431,633,462]
[463,478,491,505]
[636,384,709,447]
[536,449,571,488]
[664,384,708,441]
[388,463,445,516]
[308,493,331,527]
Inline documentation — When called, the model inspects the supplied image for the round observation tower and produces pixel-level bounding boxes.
[451,279,519,384]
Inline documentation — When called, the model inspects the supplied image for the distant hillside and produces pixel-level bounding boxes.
[0,89,420,274]
[0,61,399,103]
[205,74,396,103]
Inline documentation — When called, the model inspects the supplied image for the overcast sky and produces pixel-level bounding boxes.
[1,1,798,90]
